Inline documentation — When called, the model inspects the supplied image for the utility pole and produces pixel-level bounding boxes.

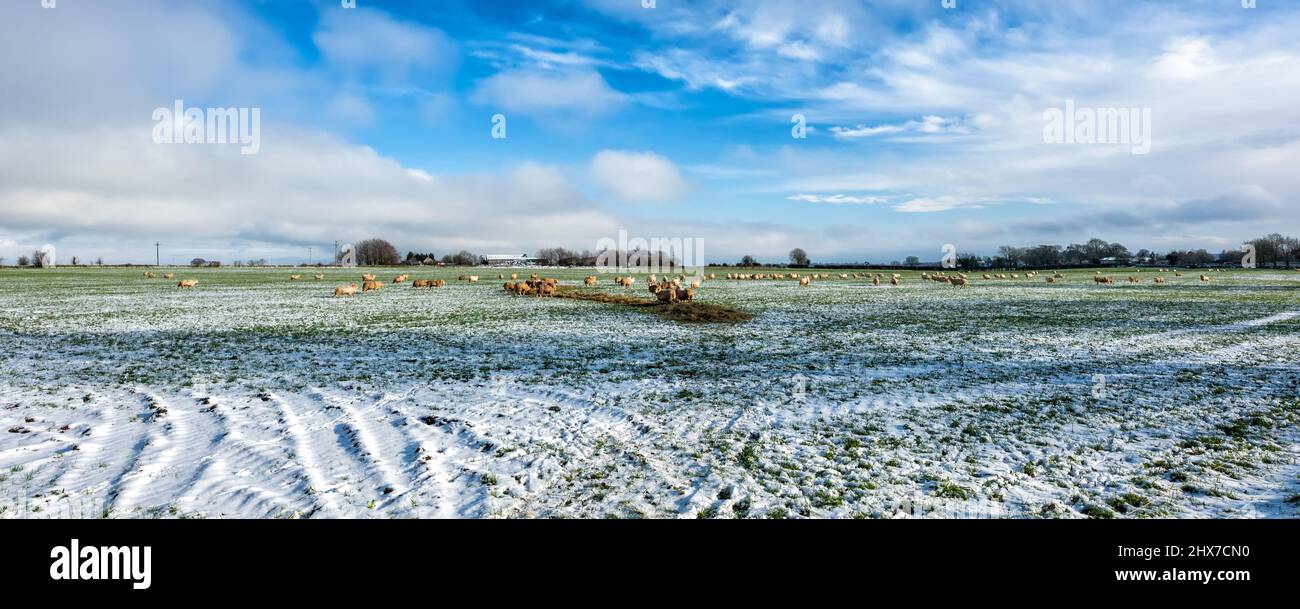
[155,242,161,267]
[333,241,339,266]
[308,247,314,266]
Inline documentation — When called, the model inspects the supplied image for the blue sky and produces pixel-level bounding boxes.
[1,0,1298,264]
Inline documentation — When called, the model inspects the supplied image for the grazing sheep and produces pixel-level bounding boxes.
[162,273,174,280]
[690,280,701,289]
[1129,276,1140,284]
[467,275,479,283]
[982,274,992,280]
[1154,277,1166,284]
[890,276,900,286]
[290,274,302,281]
[948,276,969,288]
[413,279,433,288]
[177,279,198,288]
[393,274,409,283]
[362,280,382,293]
[675,288,695,301]
[873,276,881,285]
[1046,277,1056,283]
[620,276,635,287]
[143,271,156,278]
[1200,274,1210,283]
[314,273,324,281]
[585,276,597,286]
[1093,276,1114,284]
[799,277,811,286]
[334,283,358,297]
[1175,272,1184,277]
[656,287,677,304]
[362,274,376,281]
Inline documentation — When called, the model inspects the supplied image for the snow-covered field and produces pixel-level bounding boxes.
[1,266,1297,519]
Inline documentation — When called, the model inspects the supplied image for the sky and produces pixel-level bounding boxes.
[1,0,1298,265]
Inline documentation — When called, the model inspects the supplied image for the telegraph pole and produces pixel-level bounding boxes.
[308,247,314,266]
[333,241,339,266]
[155,242,161,267]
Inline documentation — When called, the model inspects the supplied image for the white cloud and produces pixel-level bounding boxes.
[787,194,886,205]
[590,150,688,204]
[830,115,967,140]
[313,9,456,85]
[473,68,627,121]
[893,196,988,213]
[0,126,623,261]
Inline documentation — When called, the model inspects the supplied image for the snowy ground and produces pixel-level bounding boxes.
[1,266,1297,519]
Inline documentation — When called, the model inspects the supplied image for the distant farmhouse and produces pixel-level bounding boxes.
[480,253,546,267]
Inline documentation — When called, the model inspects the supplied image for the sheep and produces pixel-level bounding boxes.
[585,276,597,286]
[690,280,701,289]
[1175,272,1184,277]
[314,273,324,281]
[177,279,198,288]
[799,277,811,286]
[656,287,677,304]
[675,288,695,301]
[1093,276,1114,284]
[290,274,302,281]
[362,274,376,281]
[163,273,174,280]
[620,276,635,287]
[1154,277,1166,284]
[362,280,382,293]
[839,273,849,279]
[143,271,156,278]
[393,274,409,283]
[334,283,358,297]
[413,279,433,288]
[467,275,479,283]
[1128,276,1140,284]
[873,276,881,285]
[1200,274,1210,283]
[890,276,900,286]
[1045,277,1056,283]
[511,273,518,280]
[948,276,969,288]
[982,274,992,280]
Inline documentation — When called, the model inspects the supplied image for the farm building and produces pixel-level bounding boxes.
[481,254,545,267]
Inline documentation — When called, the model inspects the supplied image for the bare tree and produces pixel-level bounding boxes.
[788,248,809,267]
[355,238,401,265]
[18,256,29,266]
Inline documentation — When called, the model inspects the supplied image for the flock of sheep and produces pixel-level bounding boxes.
[143,265,1248,298]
